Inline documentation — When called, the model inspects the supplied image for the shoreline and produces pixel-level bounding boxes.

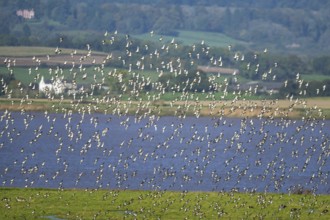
[1,186,329,195]
[0,97,329,119]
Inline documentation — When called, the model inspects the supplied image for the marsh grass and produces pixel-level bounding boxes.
[0,188,329,219]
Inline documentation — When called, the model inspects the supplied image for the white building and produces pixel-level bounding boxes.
[39,76,53,94]
[16,9,35,19]
[39,76,65,95]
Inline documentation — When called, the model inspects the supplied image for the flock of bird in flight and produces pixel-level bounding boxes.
[0,29,329,216]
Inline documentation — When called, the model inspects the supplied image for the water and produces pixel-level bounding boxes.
[0,111,329,194]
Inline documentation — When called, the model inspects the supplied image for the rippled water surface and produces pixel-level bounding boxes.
[0,111,329,193]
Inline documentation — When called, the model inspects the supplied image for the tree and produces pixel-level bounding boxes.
[278,80,298,98]
[22,24,31,38]
[312,56,330,75]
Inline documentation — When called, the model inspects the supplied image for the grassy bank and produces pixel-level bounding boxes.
[0,188,329,219]
[0,97,329,119]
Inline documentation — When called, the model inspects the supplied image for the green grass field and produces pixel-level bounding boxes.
[0,66,109,86]
[301,74,330,82]
[0,188,329,220]
[134,30,250,48]
[1,64,251,96]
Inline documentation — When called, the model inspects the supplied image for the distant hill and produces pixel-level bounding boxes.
[1,0,329,56]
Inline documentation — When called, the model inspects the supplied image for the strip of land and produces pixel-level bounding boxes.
[0,46,108,68]
[0,97,329,119]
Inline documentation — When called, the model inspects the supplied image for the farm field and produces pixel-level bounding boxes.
[0,64,326,89]
[0,46,107,57]
[134,30,250,48]
[1,46,327,85]
[1,49,107,73]
[301,74,330,82]
[0,66,107,86]
[1,46,330,119]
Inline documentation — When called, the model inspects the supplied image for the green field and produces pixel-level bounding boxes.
[0,66,265,103]
[2,46,330,104]
[0,66,152,86]
[0,188,329,220]
[1,64,250,92]
[0,66,114,86]
[301,74,330,82]
[134,30,250,48]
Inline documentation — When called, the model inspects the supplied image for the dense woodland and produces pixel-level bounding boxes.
[1,0,330,54]
[1,0,330,98]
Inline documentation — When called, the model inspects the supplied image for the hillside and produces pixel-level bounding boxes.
[0,0,329,56]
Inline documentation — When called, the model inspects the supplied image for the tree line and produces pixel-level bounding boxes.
[1,0,330,55]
